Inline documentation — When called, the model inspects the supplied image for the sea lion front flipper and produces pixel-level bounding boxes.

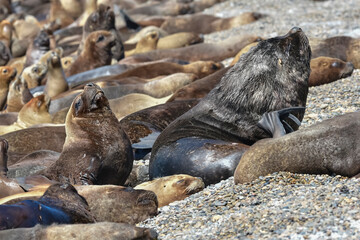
[80,157,101,185]
[258,107,305,138]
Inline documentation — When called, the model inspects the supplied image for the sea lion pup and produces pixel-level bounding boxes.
[157,32,203,49]
[0,94,51,135]
[21,63,48,89]
[125,31,159,57]
[310,36,360,68]
[24,30,50,68]
[167,66,230,102]
[44,51,68,98]
[0,222,158,240]
[234,112,360,184]
[43,83,134,185]
[0,66,17,110]
[0,183,95,230]
[124,34,261,63]
[309,57,354,86]
[160,12,264,35]
[135,174,205,207]
[127,1,191,17]
[78,4,124,61]
[125,26,169,44]
[0,138,25,198]
[5,76,33,112]
[149,27,312,186]
[60,56,74,70]
[65,30,116,77]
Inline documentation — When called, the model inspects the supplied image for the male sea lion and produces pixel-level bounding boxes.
[0,183,95,230]
[43,83,134,185]
[21,63,48,89]
[149,27,312,186]
[309,57,354,86]
[234,112,360,184]
[44,51,68,98]
[160,12,264,34]
[0,222,158,240]
[310,36,360,68]
[0,94,51,135]
[65,30,116,77]
[0,138,25,198]
[124,34,260,63]
[0,66,17,110]
[135,174,205,207]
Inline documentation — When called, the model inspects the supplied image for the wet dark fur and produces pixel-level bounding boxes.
[24,30,50,67]
[43,83,134,185]
[149,28,311,184]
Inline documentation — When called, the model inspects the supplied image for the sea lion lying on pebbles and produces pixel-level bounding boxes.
[149,27,312,186]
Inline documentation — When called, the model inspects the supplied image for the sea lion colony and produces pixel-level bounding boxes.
[0,0,358,237]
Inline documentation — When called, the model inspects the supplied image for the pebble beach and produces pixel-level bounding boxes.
[139,0,360,239]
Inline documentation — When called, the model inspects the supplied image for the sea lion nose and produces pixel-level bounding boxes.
[290,27,302,34]
[86,83,95,87]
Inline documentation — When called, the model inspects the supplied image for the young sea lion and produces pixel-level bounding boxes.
[234,112,360,184]
[135,174,205,207]
[65,30,116,77]
[0,183,95,230]
[125,31,159,57]
[21,63,48,89]
[0,66,17,110]
[43,83,134,185]
[157,32,203,49]
[149,27,312,186]
[5,76,33,112]
[44,51,68,98]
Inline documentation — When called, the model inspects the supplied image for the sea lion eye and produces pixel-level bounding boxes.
[331,62,340,68]
[97,35,105,42]
[176,179,185,184]
[37,101,42,108]
[32,67,38,73]
[2,68,7,74]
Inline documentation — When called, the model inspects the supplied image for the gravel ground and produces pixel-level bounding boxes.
[139,0,360,239]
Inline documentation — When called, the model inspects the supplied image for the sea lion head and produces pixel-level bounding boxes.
[61,56,74,70]
[18,94,51,126]
[70,83,110,118]
[47,51,62,69]
[33,30,50,50]
[84,4,115,32]
[84,30,116,57]
[0,66,17,87]
[0,138,9,175]
[22,63,48,88]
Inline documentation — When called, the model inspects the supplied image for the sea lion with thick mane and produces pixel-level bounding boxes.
[234,112,360,184]
[135,174,205,207]
[0,66,17,110]
[160,12,264,35]
[43,83,134,185]
[0,183,95,230]
[149,27,312,186]
[65,30,116,77]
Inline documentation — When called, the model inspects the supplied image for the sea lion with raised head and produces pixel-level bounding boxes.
[5,76,33,112]
[21,63,48,89]
[44,51,68,98]
[0,183,95,230]
[234,112,360,184]
[160,12,264,34]
[149,27,312,186]
[43,83,134,185]
[65,30,116,77]
[135,174,205,207]
[0,66,17,110]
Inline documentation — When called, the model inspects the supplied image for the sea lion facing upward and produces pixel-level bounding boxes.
[21,63,48,89]
[44,51,68,98]
[43,83,134,185]
[5,76,33,112]
[149,27,312,185]
[0,66,17,110]
[65,30,116,77]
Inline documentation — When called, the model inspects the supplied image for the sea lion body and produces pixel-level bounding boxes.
[234,112,360,184]
[135,174,205,207]
[150,28,311,186]
[43,83,134,185]
[157,32,203,49]
[44,51,68,98]
[0,66,17,110]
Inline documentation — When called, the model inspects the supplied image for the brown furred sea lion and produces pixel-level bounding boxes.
[160,12,264,34]
[43,83,134,185]
[157,32,203,49]
[65,30,115,77]
[149,27,311,186]
[234,112,360,184]
[125,31,159,57]
[135,174,205,207]
[21,63,48,89]
[0,183,95,230]
[44,51,68,98]
[0,66,17,110]
[5,76,33,112]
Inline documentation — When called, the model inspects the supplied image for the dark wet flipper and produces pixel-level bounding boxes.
[257,111,286,138]
[281,119,294,133]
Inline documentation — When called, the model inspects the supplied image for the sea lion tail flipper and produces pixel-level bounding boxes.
[119,9,141,31]
[258,107,305,138]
